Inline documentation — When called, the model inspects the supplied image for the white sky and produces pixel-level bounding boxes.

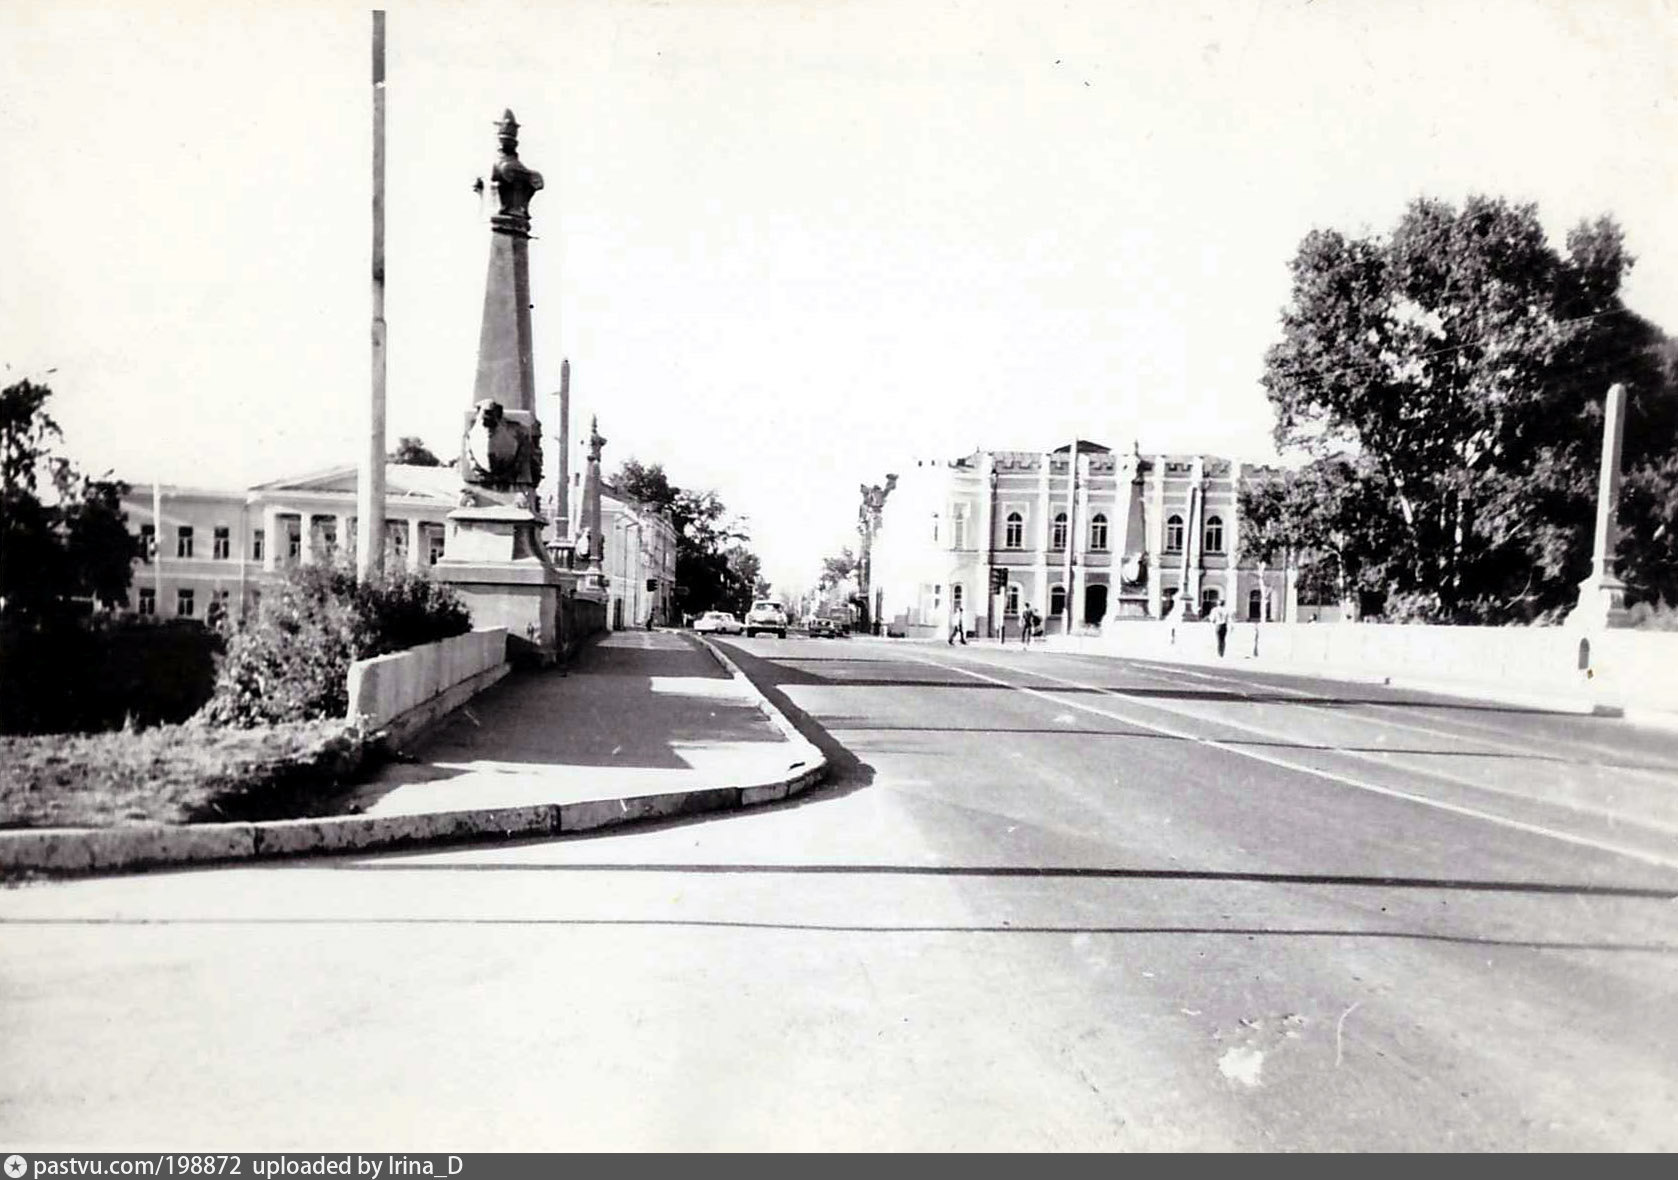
[3,0,1675,591]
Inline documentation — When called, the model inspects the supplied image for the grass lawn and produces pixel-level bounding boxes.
[0,719,379,829]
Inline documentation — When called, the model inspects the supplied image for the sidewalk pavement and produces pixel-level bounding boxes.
[346,629,817,815]
[0,629,826,876]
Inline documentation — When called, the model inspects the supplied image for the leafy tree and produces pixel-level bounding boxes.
[613,459,679,513]
[1239,456,1397,617]
[818,547,858,592]
[612,458,760,617]
[1,379,137,617]
[1260,196,1678,621]
[388,436,444,467]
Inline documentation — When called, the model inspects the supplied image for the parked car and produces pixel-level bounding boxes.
[807,617,848,638]
[693,610,743,635]
[744,600,789,639]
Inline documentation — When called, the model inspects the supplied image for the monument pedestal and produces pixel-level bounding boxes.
[433,504,584,666]
[1564,574,1630,631]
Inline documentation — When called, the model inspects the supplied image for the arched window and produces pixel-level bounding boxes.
[1049,584,1066,618]
[1248,587,1263,621]
[1161,586,1178,615]
[1089,513,1108,551]
[1006,583,1021,614]
[1005,512,1023,549]
[1052,512,1068,550]
[1165,514,1184,552]
[1204,515,1224,554]
[1200,586,1221,616]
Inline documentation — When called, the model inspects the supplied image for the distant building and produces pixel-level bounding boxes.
[597,479,678,630]
[121,463,676,631]
[871,442,1297,638]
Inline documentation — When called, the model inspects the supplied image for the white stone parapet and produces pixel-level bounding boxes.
[346,627,510,734]
[1076,620,1678,715]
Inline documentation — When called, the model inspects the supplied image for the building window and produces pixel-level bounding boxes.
[251,529,264,561]
[311,515,337,559]
[176,526,194,559]
[1050,584,1066,618]
[1204,515,1224,554]
[1162,585,1178,615]
[283,516,302,562]
[1200,586,1222,616]
[139,524,156,563]
[212,526,230,560]
[951,505,969,550]
[1006,583,1021,615]
[952,584,963,614]
[177,588,195,617]
[1052,512,1068,551]
[1165,514,1184,553]
[1005,512,1023,549]
[386,520,409,566]
[931,513,939,545]
[137,587,155,616]
[423,523,446,566]
[1249,587,1263,622]
[1089,513,1108,551]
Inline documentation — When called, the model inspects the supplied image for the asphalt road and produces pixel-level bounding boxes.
[3,637,1677,1150]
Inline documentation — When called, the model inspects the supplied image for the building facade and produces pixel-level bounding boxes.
[872,441,1296,638]
[598,480,678,630]
[121,463,676,631]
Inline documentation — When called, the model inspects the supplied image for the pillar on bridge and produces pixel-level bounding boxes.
[1566,383,1630,630]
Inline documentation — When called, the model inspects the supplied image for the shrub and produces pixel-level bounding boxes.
[202,564,470,727]
[0,614,222,735]
[1625,599,1678,631]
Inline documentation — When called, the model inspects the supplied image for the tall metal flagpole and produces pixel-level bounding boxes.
[357,9,388,579]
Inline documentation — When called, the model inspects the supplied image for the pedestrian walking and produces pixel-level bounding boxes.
[1021,602,1035,648]
[947,603,967,645]
[1209,599,1231,658]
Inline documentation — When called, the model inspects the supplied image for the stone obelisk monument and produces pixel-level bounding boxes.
[1567,382,1631,629]
[434,109,591,663]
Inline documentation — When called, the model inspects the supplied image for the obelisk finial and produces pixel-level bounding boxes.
[486,108,543,236]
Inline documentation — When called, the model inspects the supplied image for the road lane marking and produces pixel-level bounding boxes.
[1119,659,1678,780]
[909,649,1678,872]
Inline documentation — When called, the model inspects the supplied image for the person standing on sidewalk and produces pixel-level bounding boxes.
[1021,602,1035,648]
[947,603,967,645]
[1209,598,1231,658]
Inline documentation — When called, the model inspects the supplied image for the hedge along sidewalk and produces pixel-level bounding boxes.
[0,629,827,878]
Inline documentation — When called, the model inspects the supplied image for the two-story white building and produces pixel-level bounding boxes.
[872,441,1297,638]
[598,479,678,630]
[121,463,677,632]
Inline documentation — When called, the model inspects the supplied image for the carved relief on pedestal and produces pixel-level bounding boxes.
[460,399,543,492]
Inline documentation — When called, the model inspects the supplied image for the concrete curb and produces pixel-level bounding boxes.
[1,641,830,879]
[688,632,824,760]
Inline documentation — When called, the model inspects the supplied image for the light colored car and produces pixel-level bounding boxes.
[693,610,743,635]
[744,600,788,639]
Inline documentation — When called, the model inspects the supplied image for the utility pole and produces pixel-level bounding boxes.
[357,9,388,579]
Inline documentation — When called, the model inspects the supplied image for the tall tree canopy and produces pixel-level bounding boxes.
[1259,196,1678,622]
[2,378,137,616]
[613,459,760,617]
[388,436,444,467]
